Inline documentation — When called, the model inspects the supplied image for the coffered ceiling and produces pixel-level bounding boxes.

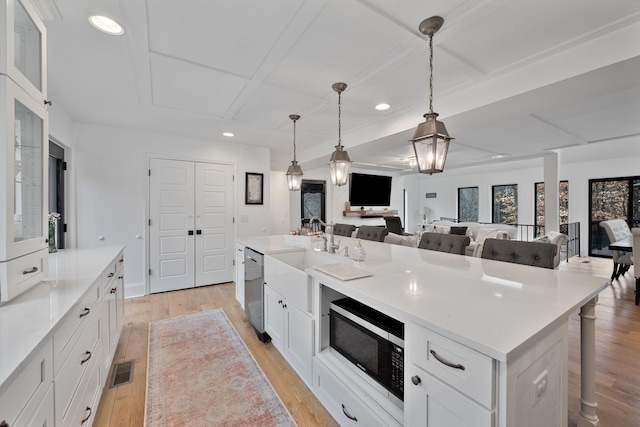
[38,0,640,172]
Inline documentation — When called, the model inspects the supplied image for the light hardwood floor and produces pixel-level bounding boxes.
[94,257,639,427]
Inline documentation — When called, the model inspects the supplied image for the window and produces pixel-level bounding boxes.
[534,181,568,236]
[589,177,640,257]
[492,184,518,224]
[457,187,478,222]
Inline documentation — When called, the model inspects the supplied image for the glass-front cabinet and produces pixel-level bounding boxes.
[0,0,47,103]
[1,76,48,261]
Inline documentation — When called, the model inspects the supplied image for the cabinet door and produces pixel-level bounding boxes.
[284,302,313,384]
[405,365,493,427]
[0,0,47,103]
[0,77,48,261]
[264,285,284,350]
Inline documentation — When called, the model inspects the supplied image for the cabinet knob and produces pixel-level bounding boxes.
[411,375,421,385]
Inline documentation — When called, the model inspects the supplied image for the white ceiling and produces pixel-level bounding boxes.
[38,0,640,173]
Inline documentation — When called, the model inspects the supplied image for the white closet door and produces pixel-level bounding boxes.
[194,162,234,286]
[149,159,195,293]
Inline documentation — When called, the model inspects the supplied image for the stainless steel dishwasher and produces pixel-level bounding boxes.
[244,247,269,342]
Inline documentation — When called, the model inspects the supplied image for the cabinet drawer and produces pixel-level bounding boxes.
[55,307,101,426]
[100,254,122,293]
[406,364,494,427]
[13,383,54,427]
[313,358,391,427]
[0,340,52,426]
[65,345,102,427]
[0,248,48,302]
[53,282,101,374]
[407,323,494,409]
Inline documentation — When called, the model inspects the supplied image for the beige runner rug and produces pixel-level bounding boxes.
[145,309,296,426]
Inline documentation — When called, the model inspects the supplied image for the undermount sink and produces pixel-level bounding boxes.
[269,250,346,272]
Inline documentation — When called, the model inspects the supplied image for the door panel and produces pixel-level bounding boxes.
[195,162,234,286]
[150,159,195,293]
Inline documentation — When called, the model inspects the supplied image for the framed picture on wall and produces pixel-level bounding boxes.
[245,172,264,205]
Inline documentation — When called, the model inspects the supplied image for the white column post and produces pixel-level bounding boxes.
[578,296,599,426]
[543,152,560,233]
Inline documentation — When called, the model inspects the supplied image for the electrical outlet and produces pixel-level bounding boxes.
[533,370,548,406]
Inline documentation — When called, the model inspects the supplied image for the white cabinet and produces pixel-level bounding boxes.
[101,253,125,376]
[404,322,495,426]
[235,242,245,308]
[264,284,313,385]
[0,0,47,104]
[0,65,48,303]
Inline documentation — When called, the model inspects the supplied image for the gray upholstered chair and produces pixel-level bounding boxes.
[481,238,557,269]
[384,217,406,235]
[355,225,389,242]
[418,232,470,255]
[600,219,633,280]
[632,227,639,305]
[333,223,356,237]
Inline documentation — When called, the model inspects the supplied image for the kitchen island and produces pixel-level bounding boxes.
[237,235,607,426]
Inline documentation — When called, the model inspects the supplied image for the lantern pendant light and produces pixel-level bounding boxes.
[328,82,352,186]
[410,16,454,175]
[286,114,303,191]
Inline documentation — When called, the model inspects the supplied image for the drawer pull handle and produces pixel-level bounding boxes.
[411,375,421,385]
[118,275,123,279]
[341,404,357,422]
[79,307,91,318]
[22,266,38,275]
[81,406,92,424]
[111,287,117,294]
[430,349,466,371]
[119,258,123,263]
[81,351,92,365]
[108,272,114,278]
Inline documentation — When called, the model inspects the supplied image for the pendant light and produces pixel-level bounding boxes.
[286,114,303,191]
[410,16,453,175]
[328,82,352,186]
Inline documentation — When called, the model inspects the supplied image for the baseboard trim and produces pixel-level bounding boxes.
[125,282,145,298]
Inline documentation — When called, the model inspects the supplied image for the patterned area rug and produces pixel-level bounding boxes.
[145,309,296,426]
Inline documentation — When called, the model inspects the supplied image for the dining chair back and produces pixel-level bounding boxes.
[333,223,356,237]
[600,219,633,280]
[481,238,557,269]
[355,226,389,242]
[384,217,404,235]
[418,232,470,255]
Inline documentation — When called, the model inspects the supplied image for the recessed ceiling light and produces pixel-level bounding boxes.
[375,103,391,111]
[88,15,124,35]
[491,154,505,159]
[222,132,234,137]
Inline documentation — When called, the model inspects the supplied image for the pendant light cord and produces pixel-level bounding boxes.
[429,33,434,114]
[337,90,342,146]
[292,119,297,161]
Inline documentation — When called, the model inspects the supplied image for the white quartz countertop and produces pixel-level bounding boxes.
[0,246,124,389]
[237,235,312,254]
[300,237,608,362]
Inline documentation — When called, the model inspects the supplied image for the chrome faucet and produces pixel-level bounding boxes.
[308,217,338,253]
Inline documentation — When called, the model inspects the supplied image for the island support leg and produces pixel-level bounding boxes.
[578,296,599,426]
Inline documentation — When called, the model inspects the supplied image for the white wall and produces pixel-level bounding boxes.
[72,123,271,296]
[270,171,290,235]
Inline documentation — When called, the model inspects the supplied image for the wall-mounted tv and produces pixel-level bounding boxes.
[349,173,392,207]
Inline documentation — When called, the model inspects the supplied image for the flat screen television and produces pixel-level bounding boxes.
[349,173,392,207]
